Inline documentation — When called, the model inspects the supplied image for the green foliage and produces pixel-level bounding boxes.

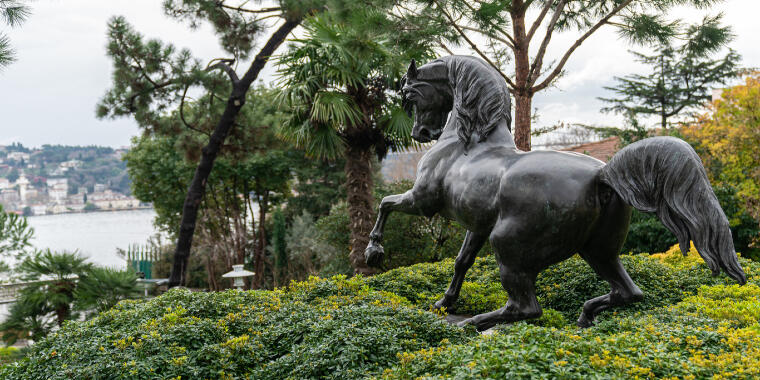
[0,0,30,68]
[7,244,760,378]
[0,346,21,365]
[283,153,345,220]
[0,204,33,263]
[282,211,337,280]
[0,251,141,345]
[276,11,434,160]
[382,310,759,379]
[0,250,91,344]
[272,209,287,271]
[82,203,98,212]
[75,267,140,316]
[1,277,471,379]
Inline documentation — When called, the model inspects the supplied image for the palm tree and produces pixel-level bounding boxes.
[0,250,90,344]
[75,267,140,316]
[277,13,433,275]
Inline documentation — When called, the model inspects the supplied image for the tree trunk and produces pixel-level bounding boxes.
[513,92,532,151]
[345,146,377,276]
[168,19,300,287]
[511,5,532,152]
[252,191,268,289]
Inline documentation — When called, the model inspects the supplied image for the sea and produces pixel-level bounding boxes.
[26,209,160,269]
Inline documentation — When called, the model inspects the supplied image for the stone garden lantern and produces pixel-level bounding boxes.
[222,264,255,290]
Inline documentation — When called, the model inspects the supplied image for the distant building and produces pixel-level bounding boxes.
[59,160,82,169]
[0,189,19,204]
[0,178,9,190]
[94,183,107,193]
[16,175,30,202]
[6,152,30,162]
[561,136,621,163]
[47,177,69,202]
[30,204,47,216]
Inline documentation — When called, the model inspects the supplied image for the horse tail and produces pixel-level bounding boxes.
[600,136,746,285]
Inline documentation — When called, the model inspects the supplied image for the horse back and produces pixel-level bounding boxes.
[497,150,607,251]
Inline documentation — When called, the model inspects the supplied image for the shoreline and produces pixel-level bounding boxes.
[24,206,153,218]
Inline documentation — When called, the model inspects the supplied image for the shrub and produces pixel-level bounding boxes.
[382,308,760,379]
[1,277,472,379]
[365,255,504,315]
[676,283,760,328]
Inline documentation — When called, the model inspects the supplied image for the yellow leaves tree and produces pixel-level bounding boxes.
[684,72,760,223]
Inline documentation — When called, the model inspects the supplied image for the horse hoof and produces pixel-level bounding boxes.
[364,243,385,267]
[456,318,474,328]
[433,297,455,312]
[577,312,594,328]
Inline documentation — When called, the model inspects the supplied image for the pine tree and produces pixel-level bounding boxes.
[600,17,741,129]
[399,0,734,150]
[0,0,29,69]
[98,1,333,287]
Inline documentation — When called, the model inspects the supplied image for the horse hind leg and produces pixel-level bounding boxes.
[577,254,643,327]
[459,264,541,332]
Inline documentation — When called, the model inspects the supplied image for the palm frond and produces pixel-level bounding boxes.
[310,91,361,126]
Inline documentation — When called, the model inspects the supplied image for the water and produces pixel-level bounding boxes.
[26,209,160,269]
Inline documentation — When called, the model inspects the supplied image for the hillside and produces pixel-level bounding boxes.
[0,143,137,215]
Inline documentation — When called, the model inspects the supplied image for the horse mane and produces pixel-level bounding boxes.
[440,55,512,146]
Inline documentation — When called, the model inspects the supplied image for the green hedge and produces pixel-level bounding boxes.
[5,244,760,379]
[0,277,471,379]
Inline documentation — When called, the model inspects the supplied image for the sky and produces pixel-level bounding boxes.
[0,0,759,148]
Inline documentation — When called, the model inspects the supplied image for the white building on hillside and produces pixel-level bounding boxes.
[47,177,68,202]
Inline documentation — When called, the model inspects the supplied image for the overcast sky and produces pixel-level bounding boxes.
[1,0,758,148]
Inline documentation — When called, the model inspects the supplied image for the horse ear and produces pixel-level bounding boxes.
[407,59,417,79]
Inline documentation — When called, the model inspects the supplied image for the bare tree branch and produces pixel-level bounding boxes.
[207,59,239,85]
[526,0,554,42]
[179,83,211,136]
[219,4,281,14]
[532,0,635,92]
[528,0,566,85]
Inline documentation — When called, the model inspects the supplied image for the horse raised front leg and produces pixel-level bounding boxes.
[433,231,487,312]
[365,190,424,267]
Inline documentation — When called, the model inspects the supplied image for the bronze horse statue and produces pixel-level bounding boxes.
[364,55,746,331]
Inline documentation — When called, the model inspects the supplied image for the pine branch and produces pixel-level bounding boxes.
[532,0,635,92]
[434,0,516,88]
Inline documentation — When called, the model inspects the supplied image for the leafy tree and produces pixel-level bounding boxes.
[97,0,326,287]
[277,13,435,274]
[0,0,29,69]
[683,72,760,246]
[123,87,294,289]
[283,152,346,221]
[6,168,18,183]
[399,0,733,150]
[600,22,740,129]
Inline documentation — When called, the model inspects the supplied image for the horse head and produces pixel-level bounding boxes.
[402,59,453,143]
